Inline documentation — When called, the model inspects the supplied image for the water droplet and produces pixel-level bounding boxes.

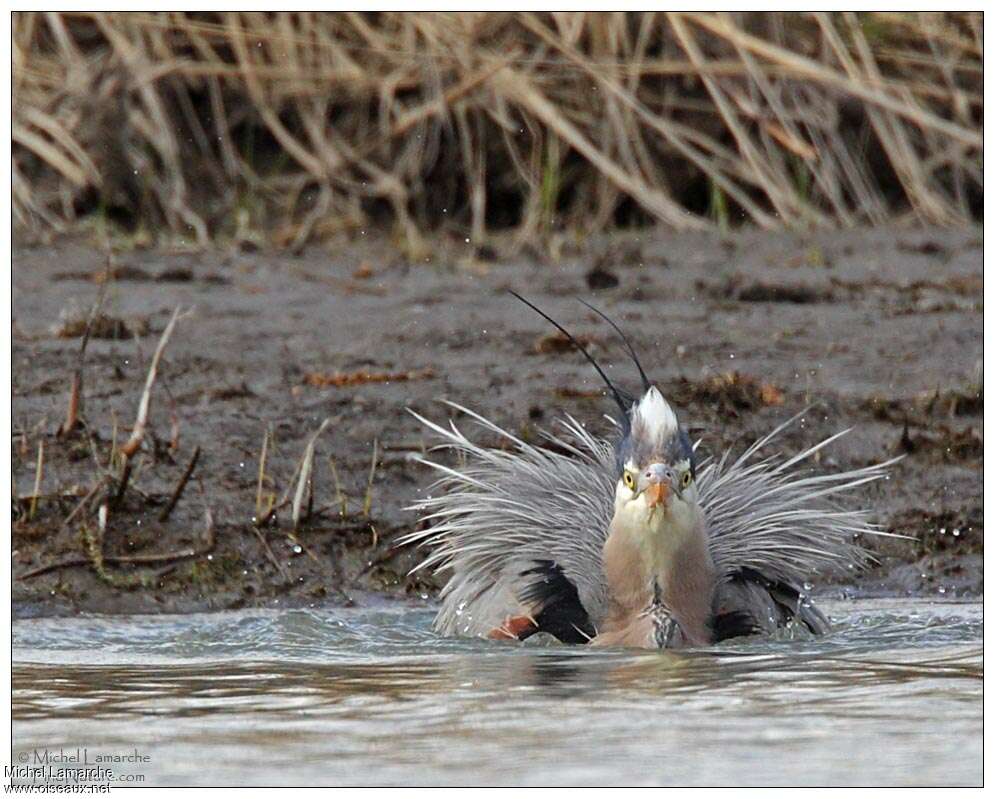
[803,582,813,591]
[292,544,302,554]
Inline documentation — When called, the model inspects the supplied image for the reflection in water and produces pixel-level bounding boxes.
[12,600,982,786]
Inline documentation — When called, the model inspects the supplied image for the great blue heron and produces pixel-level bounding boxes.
[403,295,898,649]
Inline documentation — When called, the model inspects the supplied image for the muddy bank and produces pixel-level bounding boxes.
[11,228,983,618]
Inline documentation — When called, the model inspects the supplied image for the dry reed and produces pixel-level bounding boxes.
[12,12,982,247]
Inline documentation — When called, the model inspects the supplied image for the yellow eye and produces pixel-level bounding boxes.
[681,471,692,489]
[623,472,636,490]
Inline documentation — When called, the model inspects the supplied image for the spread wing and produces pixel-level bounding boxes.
[404,403,899,644]
[400,402,616,638]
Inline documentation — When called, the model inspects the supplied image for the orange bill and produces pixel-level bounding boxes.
[645,482,669,508]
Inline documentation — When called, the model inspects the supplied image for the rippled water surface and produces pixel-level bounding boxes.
[12,599,981,786]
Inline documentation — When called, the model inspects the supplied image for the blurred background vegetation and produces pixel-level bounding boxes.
[12,11,983,253]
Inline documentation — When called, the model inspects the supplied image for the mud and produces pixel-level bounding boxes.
[11,227,983,618]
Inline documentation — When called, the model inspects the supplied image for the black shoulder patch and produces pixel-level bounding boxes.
[519,561,597,645]
[711,610,760,642]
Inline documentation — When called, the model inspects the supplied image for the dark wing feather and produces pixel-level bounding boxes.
[518,560,597,644]
[711,610,761,642]
[719,567,830,637]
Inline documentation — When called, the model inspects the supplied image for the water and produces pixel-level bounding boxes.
[12,599,981,786]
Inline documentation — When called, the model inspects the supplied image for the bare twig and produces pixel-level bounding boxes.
[82,421,106,475]
[20,508,216,580]
[108,410,118,470]
[112,458,133,509]
[158,445,200,522]
[256,497,290,528]
[251,525,291,584]
[59,274,108,437]
[59,477,107,531]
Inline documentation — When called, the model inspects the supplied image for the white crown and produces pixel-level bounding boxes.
[634,386,678,440]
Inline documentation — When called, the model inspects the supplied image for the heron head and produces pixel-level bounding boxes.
[505,292,699,523]
[615,387,698,521]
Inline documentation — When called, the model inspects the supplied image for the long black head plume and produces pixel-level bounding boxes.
[578,299,652,393]
[509,290,631,422]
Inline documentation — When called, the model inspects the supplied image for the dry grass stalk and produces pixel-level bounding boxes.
[362,437,378,518]
[328,456,348,518]
[28,440,44,521]
[168,409,181,453]
[119,306,185,460]
[255,425,272,523]
[257,415,341,527]
[291,417,333,531]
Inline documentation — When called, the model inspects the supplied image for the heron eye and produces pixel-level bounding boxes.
[622,471,636,490]
[681,471,692,489]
